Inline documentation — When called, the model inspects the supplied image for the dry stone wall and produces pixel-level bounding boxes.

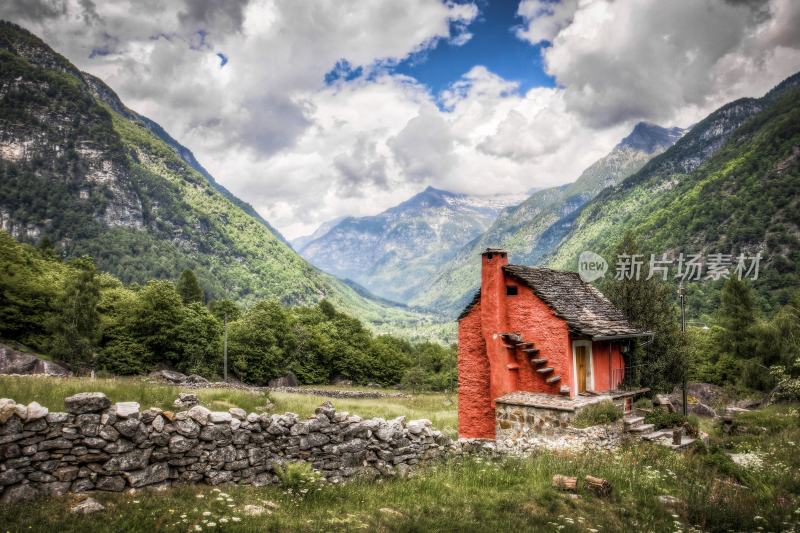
[0,393,449,503]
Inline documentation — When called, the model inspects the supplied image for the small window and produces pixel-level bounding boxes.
[506,285,518,296]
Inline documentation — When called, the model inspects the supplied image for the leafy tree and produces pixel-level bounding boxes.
[128,280,185,364]
[48,256,101,368]
[208,300,241,322]
[228,301,295,385]
[602,233,686,392]
[176,268,204,304]
[174,303,221,375]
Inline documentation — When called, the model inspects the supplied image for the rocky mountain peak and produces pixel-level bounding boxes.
[619,121,685,153]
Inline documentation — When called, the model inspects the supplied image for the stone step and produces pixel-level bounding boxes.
[559,385,570,394]
[536,367,554,374]
[500,333,522,343]
[641,430,672,441]
[623,415,644,428]
[666,437,697,450]
[530,358,548,365]
[546,375,561,384]
[522,348,540,355]
[517,342,535,349]
[628,423,655,434]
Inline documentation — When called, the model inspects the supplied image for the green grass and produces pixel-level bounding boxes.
[1,377,798,532]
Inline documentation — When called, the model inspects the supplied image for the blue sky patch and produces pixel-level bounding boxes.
[324,0,555,97]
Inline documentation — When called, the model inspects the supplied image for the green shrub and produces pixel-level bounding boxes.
[572,400,622,428]
[634,397,653,409]
[274,461,323,493]
[645,408,687,429]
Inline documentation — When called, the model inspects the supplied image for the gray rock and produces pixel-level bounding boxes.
[151,414,165,432]
[174,418,200,438]
[114,402,140,418]
[1,483,39,503]
[187,405,211,425]
[71,497,106,514]
[268,372,298,387]
[25,401,49,421]
[155,369,188,383]
[96,475,126,492]
[229,407,246,420]
[124,462,169,487]
[53,466,79,482]
[0,343,69,376]
[199,424,231,443]
[169,435,197,453]
[39,438,72,450]
[114,418,141,438]
[0,469,24,486]
[64,393,111,414]
[209,411,232,423]
[103,448,152,472]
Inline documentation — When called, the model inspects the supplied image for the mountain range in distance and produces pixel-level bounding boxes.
[297,121,686,309]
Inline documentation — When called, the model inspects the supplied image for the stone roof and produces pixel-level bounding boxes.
[503,265,645,338]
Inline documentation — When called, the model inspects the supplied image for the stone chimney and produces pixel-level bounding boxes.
[479,248,518,403]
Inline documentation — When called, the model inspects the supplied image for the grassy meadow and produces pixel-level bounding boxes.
[1,377,799,532]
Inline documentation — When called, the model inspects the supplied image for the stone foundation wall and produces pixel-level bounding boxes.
[0,393,449,503]
[495,402,622,451]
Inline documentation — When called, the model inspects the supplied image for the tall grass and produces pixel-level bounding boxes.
[1,376,798,532]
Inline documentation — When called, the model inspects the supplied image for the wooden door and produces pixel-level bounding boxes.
[576,346,587,393]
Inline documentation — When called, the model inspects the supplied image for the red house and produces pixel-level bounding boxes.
[458,249,649,439]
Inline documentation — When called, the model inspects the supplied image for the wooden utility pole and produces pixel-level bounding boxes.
[679,282,687,416]
[223,311,228,382]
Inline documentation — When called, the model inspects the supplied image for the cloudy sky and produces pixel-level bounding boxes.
[3,0,800,238]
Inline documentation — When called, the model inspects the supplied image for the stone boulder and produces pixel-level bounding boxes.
[153,369,188,383]
[0,343,69,376]
[64,392,112,414]
[268,372,298,387]
[71,497,105,514]
[185,374,209,385]
[670,383,724,417]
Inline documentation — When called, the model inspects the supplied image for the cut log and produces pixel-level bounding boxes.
[551,475,577,491]
[584,476,612,496]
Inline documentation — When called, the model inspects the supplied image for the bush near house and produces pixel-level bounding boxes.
[572,400,623,428]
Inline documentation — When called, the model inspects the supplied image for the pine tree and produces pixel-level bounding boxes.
[716,277,756,359]
[176,269,204,304]
[602,233,686,392]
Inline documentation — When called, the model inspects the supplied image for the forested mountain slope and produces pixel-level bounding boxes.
[546,73,800,314]
[0,21,426,331]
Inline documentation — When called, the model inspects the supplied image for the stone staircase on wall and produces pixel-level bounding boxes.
[500,333,570,395]
[623,414,696,450]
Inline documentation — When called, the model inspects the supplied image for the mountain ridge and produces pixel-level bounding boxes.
[296,185,525,303]
[0,20,428,334]
[409,121,686,315]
